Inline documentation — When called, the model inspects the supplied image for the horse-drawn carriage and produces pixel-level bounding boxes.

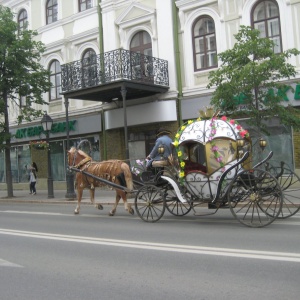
[67,116,300,228]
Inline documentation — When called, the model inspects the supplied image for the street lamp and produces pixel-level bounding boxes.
[41,113,54,199]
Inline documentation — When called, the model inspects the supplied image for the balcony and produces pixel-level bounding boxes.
[61,49,169,102]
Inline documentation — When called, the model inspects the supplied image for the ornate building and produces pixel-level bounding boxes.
[0,0,299,187]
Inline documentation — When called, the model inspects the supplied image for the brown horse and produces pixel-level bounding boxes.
[67,147,134,216]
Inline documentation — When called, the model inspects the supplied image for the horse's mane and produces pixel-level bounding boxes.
[69,147,92,160]
[77,149,92,160]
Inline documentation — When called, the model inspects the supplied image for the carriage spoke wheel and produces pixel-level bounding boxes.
[227,169,283,228]
[164,185,192,216]
[267,166,300,218]
[134,185,165,223]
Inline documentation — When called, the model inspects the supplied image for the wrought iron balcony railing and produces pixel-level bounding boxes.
[61,49,169,94]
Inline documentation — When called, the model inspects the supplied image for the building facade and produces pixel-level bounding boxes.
[0,0,299,187]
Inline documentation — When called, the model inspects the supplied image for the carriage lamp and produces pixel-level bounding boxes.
[199,106,215,119]
[41,113,54,199]
[259,138,267,150]
[237,139,245,148]
[158,144,165,155]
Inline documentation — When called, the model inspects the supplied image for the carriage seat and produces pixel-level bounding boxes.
[184,160,207,174]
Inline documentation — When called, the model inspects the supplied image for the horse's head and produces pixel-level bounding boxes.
[67,147,92,168]
[67,147,77,167]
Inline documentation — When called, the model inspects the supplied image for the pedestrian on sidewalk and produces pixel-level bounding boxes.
[28,162,38,195]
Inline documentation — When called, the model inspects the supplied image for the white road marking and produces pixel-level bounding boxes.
[0,211,64,216]
[0,228,300,263]
[0,258,23,268]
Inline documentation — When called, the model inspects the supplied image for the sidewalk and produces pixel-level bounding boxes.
[0,188,118,205]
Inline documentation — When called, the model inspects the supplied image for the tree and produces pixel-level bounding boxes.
[207,26,300,134]
[0,5,51,197]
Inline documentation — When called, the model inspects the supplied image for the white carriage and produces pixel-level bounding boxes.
[134,117,300,227]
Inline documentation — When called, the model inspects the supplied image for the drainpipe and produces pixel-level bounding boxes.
[172,0,183,126]
[98,0,106,159]
[101,108,107,160]
[97,0,104,54]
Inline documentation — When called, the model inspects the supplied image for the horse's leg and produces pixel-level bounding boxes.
[89,188,103,210]
[74,188,83,214]
[121,191,134,215]
[109,191,121,216]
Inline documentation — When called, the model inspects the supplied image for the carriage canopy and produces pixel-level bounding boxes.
[174,117,251,175]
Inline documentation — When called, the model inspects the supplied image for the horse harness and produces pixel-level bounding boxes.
[70,149,126,188]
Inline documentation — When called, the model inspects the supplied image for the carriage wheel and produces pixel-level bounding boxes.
[134,185,165,223]
[164,185,192,216]
[227,169,283,228]
[266,166,300,218]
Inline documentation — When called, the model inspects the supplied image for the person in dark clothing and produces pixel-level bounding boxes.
[146,128,173,166]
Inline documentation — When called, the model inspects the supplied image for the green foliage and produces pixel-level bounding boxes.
[0,5,51,135]
[207,25,300,133]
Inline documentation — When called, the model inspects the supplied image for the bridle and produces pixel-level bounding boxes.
[68,148,91,169]
[68,139,93,169]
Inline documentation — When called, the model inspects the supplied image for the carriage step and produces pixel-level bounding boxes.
[208,203,229,209]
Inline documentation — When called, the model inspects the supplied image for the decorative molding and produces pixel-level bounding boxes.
[115,2,156,48]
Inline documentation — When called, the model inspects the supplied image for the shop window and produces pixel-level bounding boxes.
[46,0,58,25]
[18,9,28,31]
[251,0,282,53]
[79,0,92,12]
[18,145,31,183]
[240,120,293,168]
[192,16,217,71]
[49,60,62,101]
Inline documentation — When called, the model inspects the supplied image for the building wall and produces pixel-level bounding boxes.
[1,0,300,186]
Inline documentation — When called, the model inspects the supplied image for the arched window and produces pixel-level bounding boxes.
[192,16,217,71]
[49,60,61,101]
[79,0,92,12]
[46,0,58,25]
[82,49,98,87]
[251,0,282,53]
[130,31,153,80]
[18,9,28,31]
[130,31,152,56]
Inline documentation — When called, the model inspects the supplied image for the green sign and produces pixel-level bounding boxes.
[15,120,77,139]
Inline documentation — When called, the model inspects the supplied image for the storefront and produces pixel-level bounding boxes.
[1,113,101,183]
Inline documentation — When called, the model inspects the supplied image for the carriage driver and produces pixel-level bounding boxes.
[146,128,173,167]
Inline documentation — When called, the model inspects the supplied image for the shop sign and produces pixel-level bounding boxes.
[235,84,300,110]
[15,120,77,139]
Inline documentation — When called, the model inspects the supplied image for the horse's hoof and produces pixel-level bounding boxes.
[97,204,103,210]
[109,211,115,216]
[74,210,79,215]
[129,209,134,215]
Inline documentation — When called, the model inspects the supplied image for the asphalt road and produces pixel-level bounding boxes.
[1,202,300,300]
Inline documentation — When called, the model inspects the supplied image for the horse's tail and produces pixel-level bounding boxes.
[121,162,133,192]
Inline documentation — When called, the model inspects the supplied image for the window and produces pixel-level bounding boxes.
[49,60,61,101]
[82,49,98,87]
[79,0,92,12]
[18,9,28,31]
[192,16,217,71]
[130,31,153,80]
[46,0,58,25]
[251,0,282,53]
[130,31,152,56]
[20,96,27,107]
